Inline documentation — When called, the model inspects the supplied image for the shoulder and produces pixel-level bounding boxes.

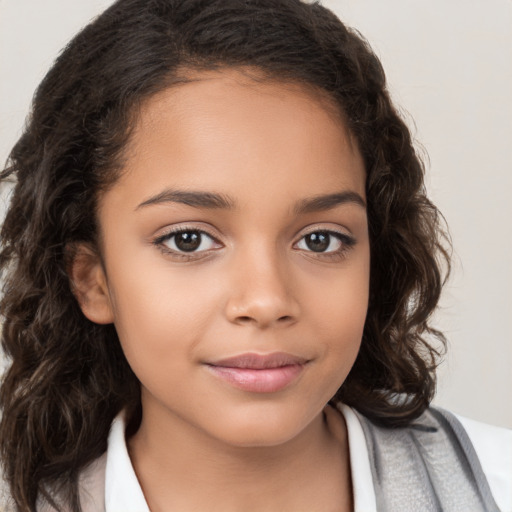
[0,473,15,512]
[456,413,512,512]
[32,454,106,512]
[77,452,107,512]
[341,404,512,512]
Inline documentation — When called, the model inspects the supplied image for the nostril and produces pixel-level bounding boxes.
[234,314,294,325]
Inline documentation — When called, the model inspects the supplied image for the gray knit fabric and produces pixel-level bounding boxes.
[355,407,500,512]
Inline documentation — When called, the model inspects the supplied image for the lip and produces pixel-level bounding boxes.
[205,352,308,393]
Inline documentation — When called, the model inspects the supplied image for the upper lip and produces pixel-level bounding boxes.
[207,352,309,369]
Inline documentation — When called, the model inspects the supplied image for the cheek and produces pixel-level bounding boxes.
[306,250,369,324]
[303,255,369,371]
[105,260,221,377]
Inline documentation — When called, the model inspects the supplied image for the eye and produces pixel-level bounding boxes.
[155,228,221,254]
[295,230,355,254]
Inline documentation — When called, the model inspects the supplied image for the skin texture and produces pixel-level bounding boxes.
[72,69,370,511]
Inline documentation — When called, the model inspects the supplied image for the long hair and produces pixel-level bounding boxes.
[0,0,450,509]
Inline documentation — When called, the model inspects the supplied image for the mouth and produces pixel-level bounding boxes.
[205,352,309,393]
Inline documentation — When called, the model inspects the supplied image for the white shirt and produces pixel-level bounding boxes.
[103,406,512,512]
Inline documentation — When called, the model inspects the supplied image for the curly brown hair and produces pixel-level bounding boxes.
[0,0,450,510]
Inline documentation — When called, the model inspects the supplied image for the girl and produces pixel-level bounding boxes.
[0,0,510,511]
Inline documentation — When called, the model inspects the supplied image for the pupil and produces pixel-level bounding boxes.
[175,231,201,252]
[306,232,329,252]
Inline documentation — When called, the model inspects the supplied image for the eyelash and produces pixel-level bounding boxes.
[153,226,221,260]
[295,229,356,261]
[153,226,356,261]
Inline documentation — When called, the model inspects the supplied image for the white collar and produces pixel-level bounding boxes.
[104,412,150,512]
[104,405,378,512]
[338,404,378,512]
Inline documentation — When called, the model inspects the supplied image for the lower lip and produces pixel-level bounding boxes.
[206,364,304,393]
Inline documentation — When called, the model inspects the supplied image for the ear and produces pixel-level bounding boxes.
[68,243,114,324]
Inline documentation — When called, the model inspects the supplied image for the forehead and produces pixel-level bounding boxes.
[136,67,352,137]
[110,68,365,209]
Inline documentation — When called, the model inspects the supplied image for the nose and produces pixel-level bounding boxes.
[224,245,300,329]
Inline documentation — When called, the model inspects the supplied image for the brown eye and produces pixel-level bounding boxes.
[174,231,202,252]
[304,232,331,252]
[295,230,356,255]
[156,229,220,254]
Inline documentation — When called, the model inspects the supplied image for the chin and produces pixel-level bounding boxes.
[218,427,300,449]
[208,404,319,449]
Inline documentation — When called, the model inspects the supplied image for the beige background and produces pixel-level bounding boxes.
[1,0,511,427]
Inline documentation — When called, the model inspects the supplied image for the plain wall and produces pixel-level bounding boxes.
[1,0,511,427]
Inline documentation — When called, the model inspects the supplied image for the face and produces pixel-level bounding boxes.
[85,69,369,448]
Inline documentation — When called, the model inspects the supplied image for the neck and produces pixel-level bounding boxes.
[128,403,352,512]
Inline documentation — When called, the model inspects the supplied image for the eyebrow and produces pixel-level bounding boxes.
[136,189,235,210]
[136,188,366,213]
[293,191,366,214]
